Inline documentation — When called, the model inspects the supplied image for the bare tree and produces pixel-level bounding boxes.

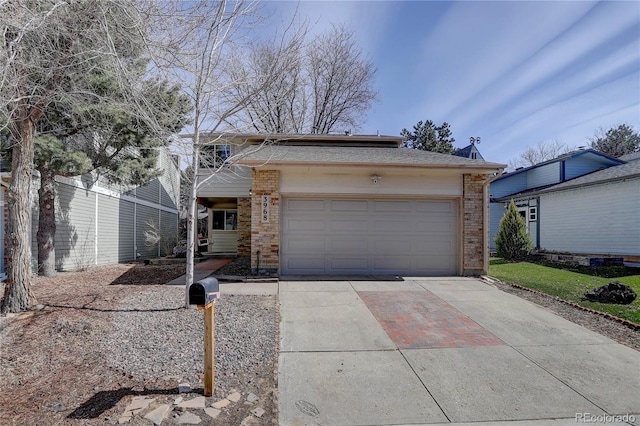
[230,24,378,134]
[309,25,377,134]
[0,0,164,312]
[508,139,573,171]
[144,0,302,307]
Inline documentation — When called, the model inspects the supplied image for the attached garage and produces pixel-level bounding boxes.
[228,134,505,276]
[281,198,458,275]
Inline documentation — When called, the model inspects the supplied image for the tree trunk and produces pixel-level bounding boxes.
[184,142,199,308]
[1,118,38,313]
[37,166,57,277]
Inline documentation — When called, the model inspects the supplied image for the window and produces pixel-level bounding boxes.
[529,207,537,222]
[199,144,231,168]
[212,210,237,231]
[471,152,477,159]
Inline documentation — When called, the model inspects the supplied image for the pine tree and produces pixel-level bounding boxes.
[401,120,455,153]
[495,200,533,260]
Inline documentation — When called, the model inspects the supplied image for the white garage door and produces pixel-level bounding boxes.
[281,198,458,275]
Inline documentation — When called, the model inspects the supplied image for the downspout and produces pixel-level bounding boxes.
[482,170,504,275]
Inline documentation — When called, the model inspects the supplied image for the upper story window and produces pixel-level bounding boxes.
[471,152,477,159]
[199,144,231,169]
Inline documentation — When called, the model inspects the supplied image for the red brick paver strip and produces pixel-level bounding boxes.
[194,258,232,271]
[358,290,504,349]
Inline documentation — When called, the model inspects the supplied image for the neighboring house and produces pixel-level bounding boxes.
[453,142,484,160]
[1,149,180,277]
[489,149,640,262]
[196,133,505,276]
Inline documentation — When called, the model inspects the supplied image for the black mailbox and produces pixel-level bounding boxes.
[189,277,220,306]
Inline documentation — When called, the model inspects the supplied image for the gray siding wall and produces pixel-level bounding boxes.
[97,195,120,265]
[565,156,607,180]
[20,170,179,274]
[527,162,559,188]
[159,152,180,209]
[491,172,528,198]
[197,167,251,198]
[539,178,640,256]
[135,179,160,205]
[118,200,135,262]
[159,210,178,257]
[135,204,158,259]
[54,184,97,271]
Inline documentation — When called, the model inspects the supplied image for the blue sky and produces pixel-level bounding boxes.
[263,0,640,164]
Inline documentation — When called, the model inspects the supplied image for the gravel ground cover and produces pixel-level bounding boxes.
[0,263,279,425]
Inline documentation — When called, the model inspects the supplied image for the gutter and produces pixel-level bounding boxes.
[237,159,506,173]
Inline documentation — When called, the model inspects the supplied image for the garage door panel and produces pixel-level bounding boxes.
[373,220,411,233]
[286,237,325,251]
[282,198,458,275]
[331,200,369,211]
[329,238,368,252]
[285,218,326,232]
[331,219,368,232]
[372,239,406,253]
[372,256,412,271]
[329,258,369,271]
[286,257,325,271]
[415,200,454,213]
[287,199,326,211]
[413,219,455,233]
[374,200,411,212]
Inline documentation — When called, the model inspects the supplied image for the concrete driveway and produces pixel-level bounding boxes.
[276,277,640,426]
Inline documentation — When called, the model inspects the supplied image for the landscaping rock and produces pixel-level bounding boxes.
[176,411,202,424]
[145,404,171,425]
[584,281,637,305]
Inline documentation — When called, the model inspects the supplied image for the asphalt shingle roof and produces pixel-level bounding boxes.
[235,145,505,170]
[618,151,640,162]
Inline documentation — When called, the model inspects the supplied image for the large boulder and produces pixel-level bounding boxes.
[584,281,637,305]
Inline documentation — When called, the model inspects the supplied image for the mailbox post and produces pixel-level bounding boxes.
[188,277,220,397]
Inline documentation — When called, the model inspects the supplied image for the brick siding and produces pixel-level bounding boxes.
[463,174,488,275]
[250,170,280,273]
[237,197,251,256]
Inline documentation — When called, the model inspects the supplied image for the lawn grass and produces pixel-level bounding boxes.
[489,258,640,324]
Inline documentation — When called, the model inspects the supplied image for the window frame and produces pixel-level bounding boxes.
[211,209,238,231]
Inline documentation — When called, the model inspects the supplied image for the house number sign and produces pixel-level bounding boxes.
[261,195,270,223]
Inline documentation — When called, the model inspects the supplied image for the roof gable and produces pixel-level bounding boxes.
[453,144,484,160]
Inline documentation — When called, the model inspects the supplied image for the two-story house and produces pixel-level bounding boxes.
[195,133,505,276]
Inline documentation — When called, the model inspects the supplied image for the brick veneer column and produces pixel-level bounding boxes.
[463,174,488,275]
[251,169,280,273]
[237,197,251,256]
